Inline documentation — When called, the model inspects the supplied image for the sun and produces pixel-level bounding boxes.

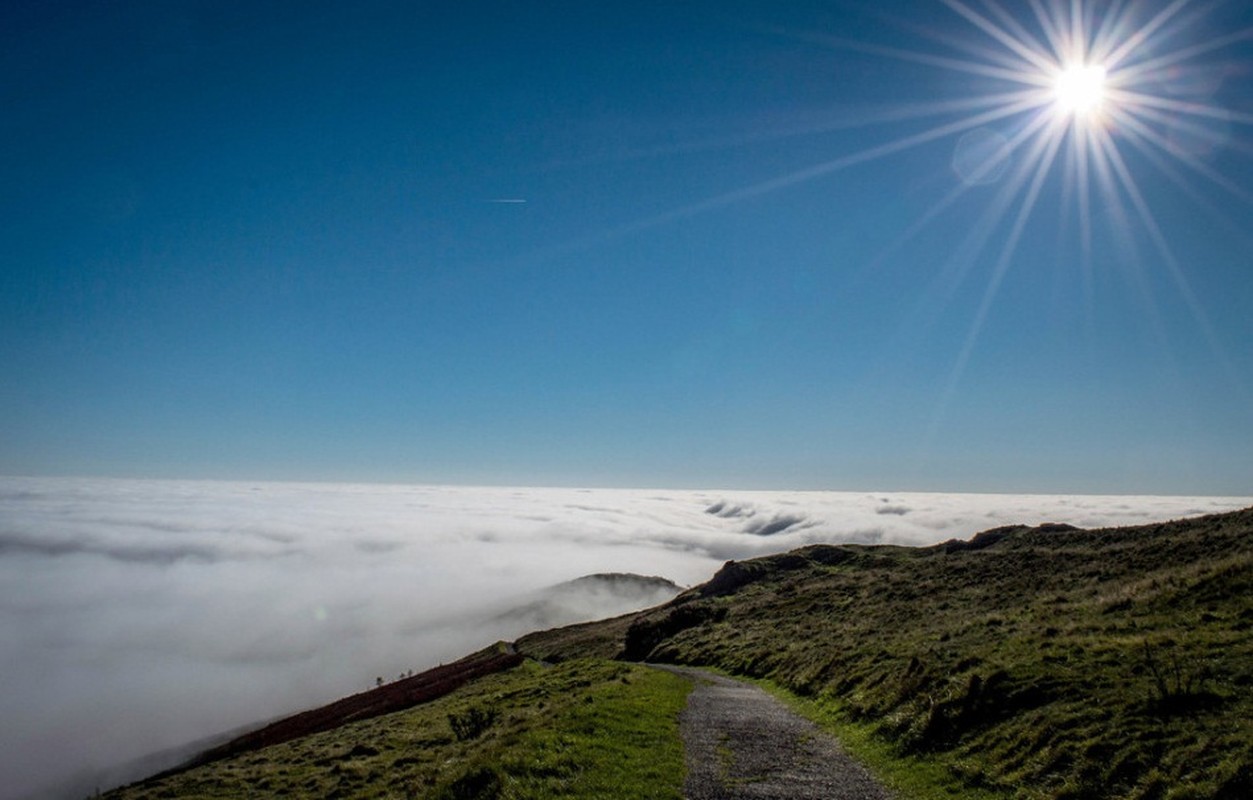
[1052,63,1107,120]
[624,0,1247,309]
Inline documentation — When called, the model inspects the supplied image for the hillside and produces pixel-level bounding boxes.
[168,643,525,775]
[107,507,1252,799]
[104,659,689,800]
[520,507,1253,798]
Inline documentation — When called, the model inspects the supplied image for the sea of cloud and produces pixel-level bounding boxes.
[1,476,1248,799]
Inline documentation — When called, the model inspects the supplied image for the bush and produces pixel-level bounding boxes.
[448,706,498,741]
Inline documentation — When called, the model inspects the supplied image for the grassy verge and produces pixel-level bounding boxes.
[756,678,1009,800]
[684,663,1003,800]
[107,659,691,799]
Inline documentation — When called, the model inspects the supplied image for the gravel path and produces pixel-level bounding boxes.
[653,666,895,800]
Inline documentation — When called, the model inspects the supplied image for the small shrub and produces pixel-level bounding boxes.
[448,706,498,741]
[436,766,502,800]
[1139,640,1219,714]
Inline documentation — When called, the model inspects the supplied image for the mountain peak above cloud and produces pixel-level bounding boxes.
[493,572,684,633]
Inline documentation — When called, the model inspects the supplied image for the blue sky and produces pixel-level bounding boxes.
[2,0,1251,494]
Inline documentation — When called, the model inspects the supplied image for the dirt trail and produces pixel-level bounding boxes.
[654,666,895,800]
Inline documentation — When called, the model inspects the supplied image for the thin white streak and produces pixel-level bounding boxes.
[929,112,1066,444]
[1027,0,1066,62]
[1063,118,1095,273]
[1091,129,1189,385]
[792,31,1050,86]
[1091,0,1134,66]
[1089,127,1158,311]
[955,115,1067,377]
[941,0,1058,73]
[564,97,1046,247]
[927,111,1062,421]
[1110,90,1253,125]
[1077,124,1097,315]
[1113,27,1253,85]
[977,0,1054,65]
[1096,128,1238,381]
[536,93,1040,173]
[926,110,1059,314]
[1069,0,1085,63]
[828,90,1042,124]
[1112,105,1252,201]
[1113,110,1253,254]
[893,13,1033,74]
[865,107,1057,274]
[1115,120,1253,259]
[1101,0,1194,69]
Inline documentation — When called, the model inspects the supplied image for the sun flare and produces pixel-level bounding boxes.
[762,0,1252,418]
[1053,63,1107,119]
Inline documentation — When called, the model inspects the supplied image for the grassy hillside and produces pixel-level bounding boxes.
[167,643,525,775]
[107,507,1251,799]
[106,659,689,800]
[520,508,1253,799]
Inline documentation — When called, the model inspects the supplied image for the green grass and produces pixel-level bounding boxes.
[106,659,691,799]
[521,508,1253,799]
[758,677,1006,800]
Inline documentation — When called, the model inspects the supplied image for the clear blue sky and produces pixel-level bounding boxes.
[2,0,1251,494]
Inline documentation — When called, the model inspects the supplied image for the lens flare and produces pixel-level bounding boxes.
[547,0,1249,396]
[750,0,1250,431]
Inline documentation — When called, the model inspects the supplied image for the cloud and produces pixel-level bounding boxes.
[0,477,1248,800]
[0,530,236,565]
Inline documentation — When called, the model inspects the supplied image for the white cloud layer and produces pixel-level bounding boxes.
[1,477,1248,799]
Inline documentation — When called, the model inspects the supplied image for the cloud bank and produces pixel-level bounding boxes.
[1,477,1247,799]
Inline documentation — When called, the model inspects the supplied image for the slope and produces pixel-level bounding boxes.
[104,659,690,799]
[106,508,1252,799]
[518,508,1253,799]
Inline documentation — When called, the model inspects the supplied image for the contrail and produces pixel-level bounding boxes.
[486,198,527,204]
